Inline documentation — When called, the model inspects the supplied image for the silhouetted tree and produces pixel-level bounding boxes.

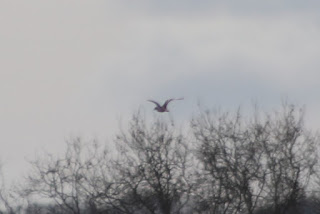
[24,138,113,214]
[110,113,194,214]
[0,162,25,214]
[15,102,320,214]
[192,108,266,214]
[191,103,318,214]
[259,104,317,214]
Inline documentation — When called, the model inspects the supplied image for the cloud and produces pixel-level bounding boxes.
[99,10,320,89]
[1,0,320,181]
[115,0,320,16]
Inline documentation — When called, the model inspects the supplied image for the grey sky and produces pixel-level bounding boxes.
[1,1,320,180]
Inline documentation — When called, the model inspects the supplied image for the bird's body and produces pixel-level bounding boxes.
[147,98,183,112]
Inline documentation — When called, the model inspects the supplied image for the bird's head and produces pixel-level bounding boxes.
[154,107,161,111]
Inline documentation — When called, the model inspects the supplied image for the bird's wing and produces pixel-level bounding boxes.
[147,100,161,108]
[163,98,184,108]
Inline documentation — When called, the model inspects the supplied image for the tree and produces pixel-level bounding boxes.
[111,113,194,214]
[260,104,317,214]
[191,108,266,214]
[191,103,318,214]
[20,103,320,214]
[0,162,25,214]
[24,138,114,214]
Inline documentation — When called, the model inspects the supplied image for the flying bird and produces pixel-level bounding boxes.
[147,98,183,112]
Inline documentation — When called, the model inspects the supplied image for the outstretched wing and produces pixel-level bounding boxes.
[147,100,161,108]
[163,97,184,108]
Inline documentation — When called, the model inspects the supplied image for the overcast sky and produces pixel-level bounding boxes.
[1,0,320,181]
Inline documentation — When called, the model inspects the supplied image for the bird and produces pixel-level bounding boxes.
[147,98,183,112]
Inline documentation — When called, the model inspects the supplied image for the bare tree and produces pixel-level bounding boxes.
[111,112,194,214]
[22,113,195,214]
[192,108,267,214]
[17,103,320,214]
[259,104,318,214]
[191,103,318,214]
[24,138,114,214]
[0,162,25,214]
